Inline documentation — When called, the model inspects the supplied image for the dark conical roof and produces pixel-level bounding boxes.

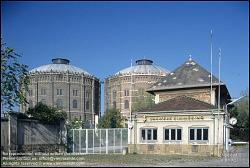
[148,58,222,91]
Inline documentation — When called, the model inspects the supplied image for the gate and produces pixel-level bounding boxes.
[69,128,128,154]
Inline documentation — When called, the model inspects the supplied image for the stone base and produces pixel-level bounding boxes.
[128,144,224,157]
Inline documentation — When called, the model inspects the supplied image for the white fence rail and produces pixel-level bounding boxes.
[69,128,128,154]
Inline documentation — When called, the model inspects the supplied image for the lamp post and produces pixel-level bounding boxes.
[224,96,245,151]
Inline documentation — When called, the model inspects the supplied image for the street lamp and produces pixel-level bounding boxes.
[224,96,246,151]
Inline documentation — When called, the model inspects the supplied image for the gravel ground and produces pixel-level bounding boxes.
[2,145,249,167]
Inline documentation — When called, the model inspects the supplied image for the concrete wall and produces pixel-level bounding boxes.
[1,114,66,153]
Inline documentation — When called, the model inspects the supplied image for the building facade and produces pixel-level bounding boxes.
[104,59,169,119]
[128,57,232,156]
[21,58,100,123]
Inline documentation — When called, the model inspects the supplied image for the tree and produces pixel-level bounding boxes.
[132,88,155,112]
[230,88,249,141]
[98,108,123,128]
[1,39,29,113]
[26,102,67,124]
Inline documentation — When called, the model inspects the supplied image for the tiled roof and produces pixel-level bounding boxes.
[137,96,216,112]
[148,58,222,91]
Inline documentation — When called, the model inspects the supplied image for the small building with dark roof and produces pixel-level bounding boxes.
[128,57,232,157]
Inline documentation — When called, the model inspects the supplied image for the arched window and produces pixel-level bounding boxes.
[29,100,33,108]
[73,100,77,108]
[113,101,116,109]
[56,99,63,109]
[124,100,129,109]
[86,101,89,110]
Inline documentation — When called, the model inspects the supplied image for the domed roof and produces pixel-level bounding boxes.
[29,58,91,75]
[115,59,169,76]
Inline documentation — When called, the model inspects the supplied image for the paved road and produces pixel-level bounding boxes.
[159,145,249,167]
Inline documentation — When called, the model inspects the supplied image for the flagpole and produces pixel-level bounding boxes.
[217,48,221,156]
[130,59,132,123]
[210,29,213,105]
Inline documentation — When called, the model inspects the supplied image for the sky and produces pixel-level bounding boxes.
[1,1,249,113]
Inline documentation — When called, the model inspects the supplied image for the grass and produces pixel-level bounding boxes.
[1,153,218,166]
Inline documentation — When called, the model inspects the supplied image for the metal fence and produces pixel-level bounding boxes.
[68,128,128,154]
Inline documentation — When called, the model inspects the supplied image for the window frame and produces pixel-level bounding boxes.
[73,99,77,109]
[124,100,129,109]
[189,127,209,142]
[140,128,158,143]
[163,127,182,142]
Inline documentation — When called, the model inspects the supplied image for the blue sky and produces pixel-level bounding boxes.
[1,1,249,112]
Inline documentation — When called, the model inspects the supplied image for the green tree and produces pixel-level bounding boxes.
[1,40,30,113]
[26,102,67,124]
[230,88,249,141]
[98,108,123,128]
[132,88,154,112]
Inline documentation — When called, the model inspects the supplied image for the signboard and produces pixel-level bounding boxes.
[142,115,204,122]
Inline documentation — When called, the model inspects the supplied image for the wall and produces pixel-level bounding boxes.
[154,88,216,105]
[128,111,226,156]
[1,114,67,153]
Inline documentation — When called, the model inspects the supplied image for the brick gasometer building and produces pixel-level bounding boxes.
[20,58,100,123]
[104,59,169,119]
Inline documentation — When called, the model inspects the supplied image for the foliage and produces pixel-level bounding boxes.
[98,108,123,128]
[66,118,85,129]
[26,102,67,124]
[1,39,30,112]
[132,88,155,112]
[230,88,249,141]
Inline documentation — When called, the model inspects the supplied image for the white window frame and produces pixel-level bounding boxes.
[163,128,182,142]
[189,127,209,142]
[141,128,157,143]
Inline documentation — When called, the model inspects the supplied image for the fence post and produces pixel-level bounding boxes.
[106,129,108,154]
[93,129,95,153]
[121,129,123,153]
[86,129,88,154]
[73,129,74,153]
[79,129,81,153]
[114,129,115,153]
[99,129,102,153]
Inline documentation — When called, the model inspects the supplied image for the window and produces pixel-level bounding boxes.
[73,90,78,96]
[56,99,63,108]
[28,90,33,96]
[57,89,63,95]
[113,101,116,109]
[86,92,90,98]
[124,90,129,96]
[124,100,129,109]
[189,128,209,141]
[86,100,89,110]
[164,128,182,141]
[73,100,77,108]
[29,100,33,108]
[41,88,46,95]
[141,128,157,141]
[113,90,116,100]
